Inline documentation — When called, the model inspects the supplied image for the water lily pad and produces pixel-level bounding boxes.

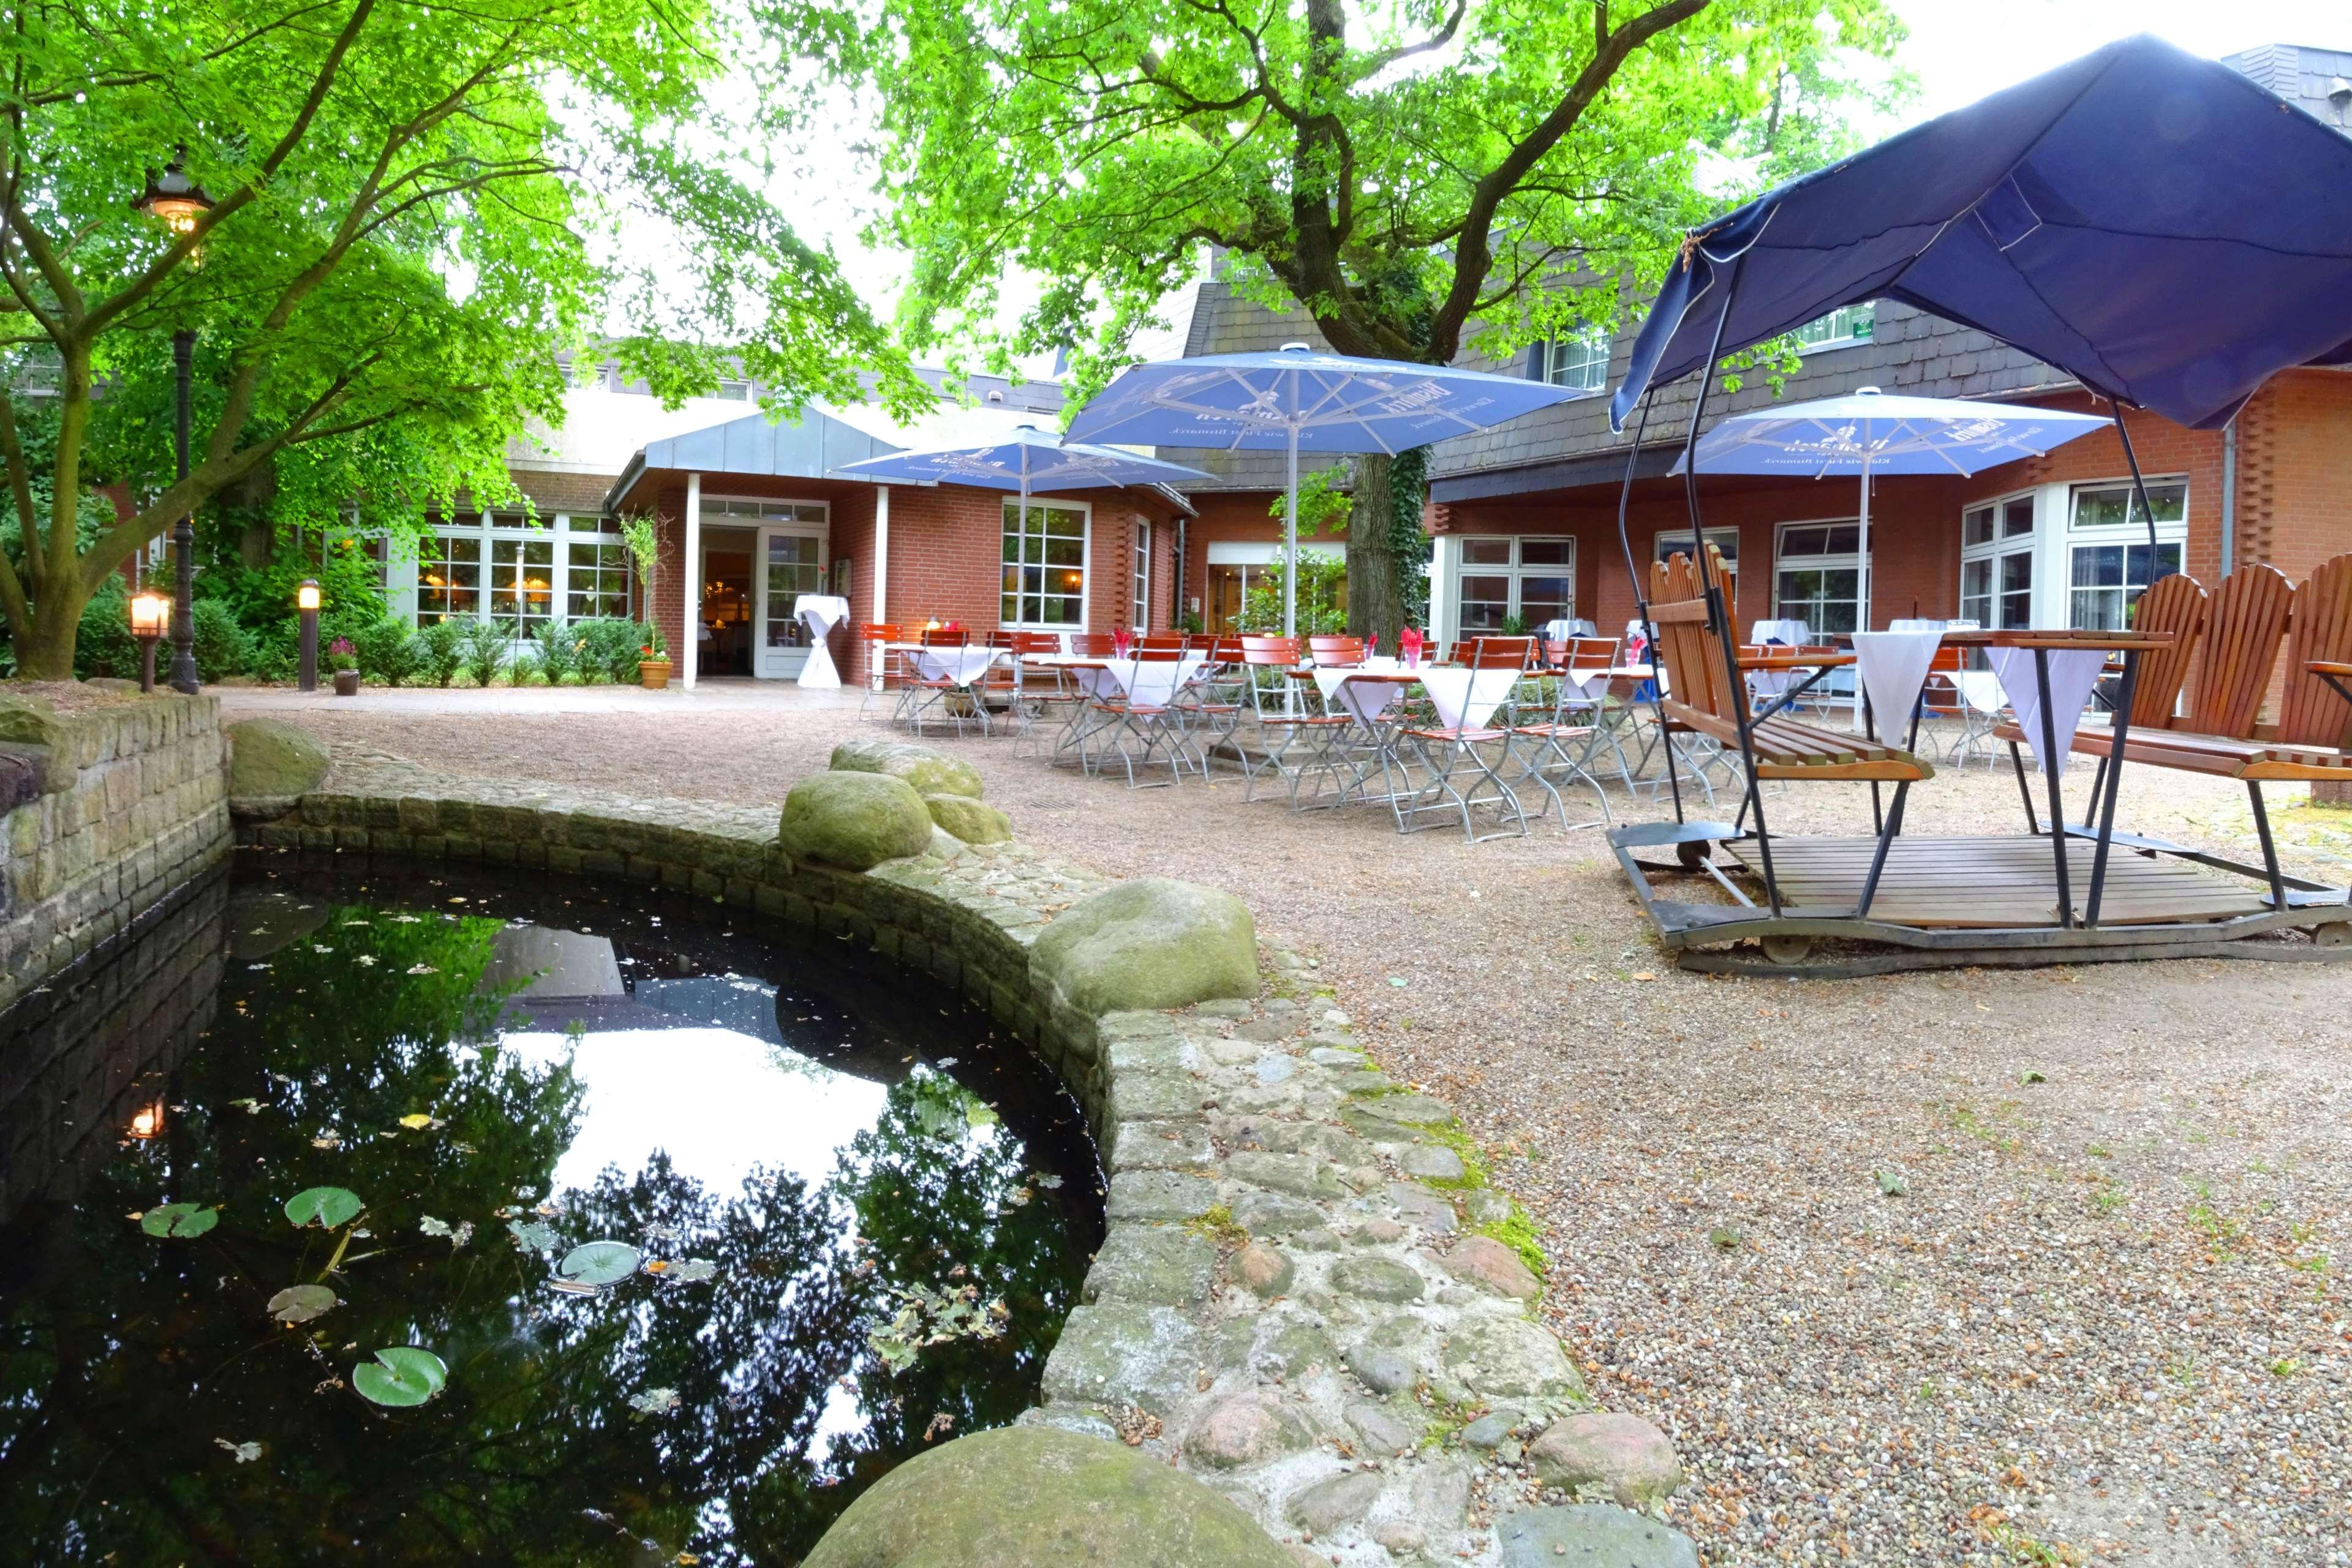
[398,1113,435,1130]
[557,1240,642,1287]
[268,1284,338,1324]
[669,1258,718,1284]
[285,1186,363,1228]
[140,1203,217,1238]
[352,1346,447,1407]
[508,1218,560,1251]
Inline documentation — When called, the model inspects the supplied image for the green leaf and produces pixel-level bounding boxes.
[508,1218,560,1252]
[140,1202,217,1238]
[284,1186,363,1229]
[352,1346,448,1408]
[557,1240,642,1287]
[267,1284,339,1324]
[1876,1170,1907,1197]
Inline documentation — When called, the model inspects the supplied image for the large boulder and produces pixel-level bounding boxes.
[226,718,329,815]
[802,1425,1295,1568]
[829,737,984,800]
[1031,878,1258,1014]
[779,771,933,870]
[925,792,1011,845]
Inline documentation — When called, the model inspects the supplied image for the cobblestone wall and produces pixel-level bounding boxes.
[0,687,231,1009]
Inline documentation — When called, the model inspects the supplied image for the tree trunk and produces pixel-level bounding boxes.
[12,590,86,680]
[1346,451,1404,644]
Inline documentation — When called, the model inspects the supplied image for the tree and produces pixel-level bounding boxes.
[0,0,926,678]
[850,0,1905,639]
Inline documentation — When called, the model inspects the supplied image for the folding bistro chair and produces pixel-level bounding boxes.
[900,626,992,738]
[1385,636,1534,842]
[857,623,907,721]
[1095,642,1201,788]
[1237,635,1351,803]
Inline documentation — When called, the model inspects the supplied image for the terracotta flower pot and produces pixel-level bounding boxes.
[332,669,361,697]
[639,658,673,690]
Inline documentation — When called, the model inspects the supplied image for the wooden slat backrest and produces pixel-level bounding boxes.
[2185,564,2293,739]
[1647,548,1738,719]
[2277,552,2352,748]
[1240,635,1301,666]
[2126,571,2207,728]
[1469,635,1536,671]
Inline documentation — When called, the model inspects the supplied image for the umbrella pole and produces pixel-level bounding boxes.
[1852,453,1872,733]
[1284,421,1299,640]
[2109,404,2164,581]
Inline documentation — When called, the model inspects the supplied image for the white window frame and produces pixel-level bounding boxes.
[1001,497,1092,630]
[1543,331,1610,394]
[1455,535,1577,632]
[2064,477,2187,631]
[1959,492,2037,631]
[412,511,632,631]
[1771,518,1870,636]
[1653,525,1740,570]
[1793,303,1875,353]
[1131,518,1151,630]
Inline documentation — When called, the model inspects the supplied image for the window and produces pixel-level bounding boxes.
[1002,500,1087,627]
[2070,480,2186,530]
[490,536,555,635]
[1543,333,1610,394]
[567,540,631,620]
[1773,522,1868,636]
[2065,478,2186,630]
[1131,519,1151,630]
[714,379,752,401]
[417,532,481,620]
[1455,536,1574,633]
[2070,542,2184,630]
[560,358,604,389]
[1654,526,1740,569]
[1960,496,2036,630]
[763,534,824,647]
[1793,303,1875,352]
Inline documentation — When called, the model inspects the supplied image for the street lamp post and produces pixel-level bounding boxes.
[134,149,213,695]
[296,578,321,692]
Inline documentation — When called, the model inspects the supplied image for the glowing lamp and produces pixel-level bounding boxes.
[296,577,322,692]
[127,1097,166,1140]
[130,589,171,636]
[295,579,322,611]
[134,149,214,237]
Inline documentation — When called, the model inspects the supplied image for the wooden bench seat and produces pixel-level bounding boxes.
[1667,701,1932,780]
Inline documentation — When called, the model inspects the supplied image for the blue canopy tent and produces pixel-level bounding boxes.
[1595,32,2352,968]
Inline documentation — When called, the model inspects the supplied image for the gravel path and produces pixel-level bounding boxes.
[239,692,2352,1566]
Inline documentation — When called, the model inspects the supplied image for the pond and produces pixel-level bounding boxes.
[0,852,1106,1565]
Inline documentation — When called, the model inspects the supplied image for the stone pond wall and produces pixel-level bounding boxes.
[0,686,231,1011]
[233,740,1697,1568]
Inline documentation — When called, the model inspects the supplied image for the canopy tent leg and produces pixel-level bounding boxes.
[2108,400,2165,575]
[1611,390,1680,822]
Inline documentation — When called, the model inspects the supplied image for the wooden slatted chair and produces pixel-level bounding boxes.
[1649,546,1932,915]
[856,622,905,721]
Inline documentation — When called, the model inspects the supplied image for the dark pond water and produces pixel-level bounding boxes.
[0,852,1104,1566]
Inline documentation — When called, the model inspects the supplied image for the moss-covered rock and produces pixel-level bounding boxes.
[801,1425,1294,1568]
[829,738,984,800]
[1031,878,1257,1014]
[924,792,1011,845]
[778,771,933,870]
[226,718,329,813]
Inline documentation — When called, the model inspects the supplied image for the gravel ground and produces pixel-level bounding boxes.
[239,690,2352,1566]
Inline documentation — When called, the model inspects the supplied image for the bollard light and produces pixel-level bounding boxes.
[296,577,321,692]
[127,1095,167,1140]
[130,589,170,692]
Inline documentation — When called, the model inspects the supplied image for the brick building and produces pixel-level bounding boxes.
[1151,41,2352,658]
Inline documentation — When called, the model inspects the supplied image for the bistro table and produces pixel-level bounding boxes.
[792,594,852,687]
[1921,628,2175,927]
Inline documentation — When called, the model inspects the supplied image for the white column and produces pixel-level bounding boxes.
[870,485,890,692]
[682,471,701,690]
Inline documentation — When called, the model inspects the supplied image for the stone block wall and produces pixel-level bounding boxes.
[0,687,232,1009]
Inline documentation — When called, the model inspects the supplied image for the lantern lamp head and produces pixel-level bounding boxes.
[129,589,171,636]
[296,578,322,612]
[135,148,214,236]
[127,1098,165,1140]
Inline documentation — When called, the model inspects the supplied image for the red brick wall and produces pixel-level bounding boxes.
[2234,370,2352,589]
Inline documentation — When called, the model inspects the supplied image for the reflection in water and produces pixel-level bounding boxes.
[0,857,1102,1566]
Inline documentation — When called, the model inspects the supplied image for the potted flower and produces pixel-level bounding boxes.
[619,514,672,689]
[328,636,361,696]
[638,627,671,690]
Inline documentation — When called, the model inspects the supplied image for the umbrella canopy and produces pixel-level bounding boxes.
[1608,33,2352,437]
[1067,344,1578,633]
[1672,388,2108,631]
[834,423,1211,494]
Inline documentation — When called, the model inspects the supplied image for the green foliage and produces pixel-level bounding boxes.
[576,616,646,683]
[191,524,388,677]
[1238,549,1348,636]
[458,619,508,688]
[353,617,420,687]
[190,599,255,679]
[416,618,468,688]
[1271,467,1354,535]
[533,618,584,686]
[0,0,927,676]
[616,516,665,646]
[72,579,143,680]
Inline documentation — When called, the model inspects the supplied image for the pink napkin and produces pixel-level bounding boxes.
[1400,628,1423,668]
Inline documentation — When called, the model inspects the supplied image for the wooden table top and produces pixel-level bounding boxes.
[1931,629,2177,650]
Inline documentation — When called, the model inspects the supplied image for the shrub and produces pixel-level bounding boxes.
[458,617,508,687]
[353,617,419,686]
[578,616,642,683]
[533,618,584,685]
[72,582,143,680]
[416,618,467,687]
[191,598,256,679]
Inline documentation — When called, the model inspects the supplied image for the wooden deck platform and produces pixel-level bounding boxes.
[1721,835,2272,928]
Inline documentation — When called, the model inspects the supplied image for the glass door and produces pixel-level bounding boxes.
[754,528,827,679]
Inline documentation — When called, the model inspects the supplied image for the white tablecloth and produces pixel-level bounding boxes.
[912,647,1001,686]
[1949,671,2005,714]
[1414,667,1521,732]
[1313,660,1409,723]
[1104,653,1209,707]
[1987,647,2106,777]
[1751,619,1810,647]
[1850,630,1943,741]
[793,594,851,687]
[1540,617,1599,643]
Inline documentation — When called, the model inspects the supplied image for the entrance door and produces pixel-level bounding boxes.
[753,527,827,679]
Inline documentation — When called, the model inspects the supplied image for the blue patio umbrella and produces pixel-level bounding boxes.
[1066,344,1580,634]
[835,428,1213,620]
[1673,387,2109,630]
